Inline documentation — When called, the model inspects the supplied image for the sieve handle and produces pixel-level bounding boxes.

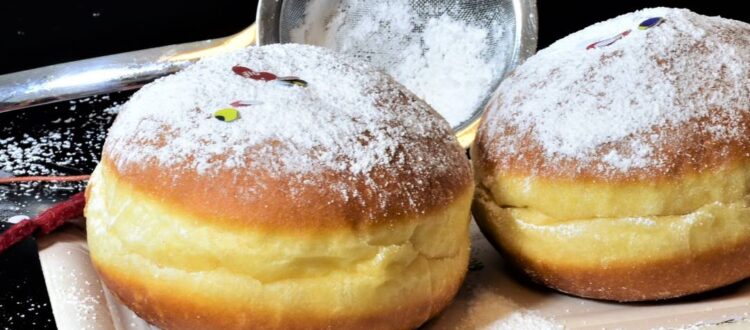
[0,25,258,114]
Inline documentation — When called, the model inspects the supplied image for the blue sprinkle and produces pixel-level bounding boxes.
[639,17,664,30]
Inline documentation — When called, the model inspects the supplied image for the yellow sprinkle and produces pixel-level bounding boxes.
[214,108,240,122]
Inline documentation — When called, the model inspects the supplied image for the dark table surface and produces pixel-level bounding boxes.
[0,1,747,329]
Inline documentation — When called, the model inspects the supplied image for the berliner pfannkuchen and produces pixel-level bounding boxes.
[472,8,750,301]
[85,44,474,329]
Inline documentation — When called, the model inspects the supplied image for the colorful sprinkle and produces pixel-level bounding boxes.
[214,108,240,122]
[230,100,262,107]
[586,30,631,50]
[232,65,308,87]
[232,65,253,77]
[639,17,664,30]
[277,77,309,88]
[232,65,278,81]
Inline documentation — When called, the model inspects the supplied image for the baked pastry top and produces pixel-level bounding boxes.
[101,44,472,230]
[475,7,750,183]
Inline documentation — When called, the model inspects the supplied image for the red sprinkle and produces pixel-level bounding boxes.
[0,192,86,254]
[232,65,278,81]
[586,30,632,50]
[230,100,260,107]
[231,65,253,76]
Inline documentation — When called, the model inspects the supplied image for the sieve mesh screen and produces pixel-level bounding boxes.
[278,0,523,130]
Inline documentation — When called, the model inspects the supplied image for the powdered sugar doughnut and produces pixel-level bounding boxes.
[85,44,473,328]
[472,8,750,301]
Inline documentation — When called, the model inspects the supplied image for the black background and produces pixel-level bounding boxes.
[0,1,748,329]
[1,1,747,74]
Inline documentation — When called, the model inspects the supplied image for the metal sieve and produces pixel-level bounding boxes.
[0,0,537,146]
[0,25,259,114]
[259,0,538,146]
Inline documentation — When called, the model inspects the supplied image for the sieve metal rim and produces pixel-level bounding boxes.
[257,0,538,148]
[456,0,538,148]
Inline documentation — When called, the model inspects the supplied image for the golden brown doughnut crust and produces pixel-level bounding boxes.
[87,44,474,328]
[107,139,471,231]
[511,241,750,302]
[471,8,750,301]
[87,161,473,329]
[472,187,750,302]
[95,261,465,330]
[473,111,750,183]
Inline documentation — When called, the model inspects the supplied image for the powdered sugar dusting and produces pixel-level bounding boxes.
[461,288,563,330]
[105,44,464,214]
[481,8,750,178]
[290,0,510,128]
[394,14,506,127]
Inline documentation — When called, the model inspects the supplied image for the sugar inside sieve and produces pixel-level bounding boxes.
[259,0,538,146]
